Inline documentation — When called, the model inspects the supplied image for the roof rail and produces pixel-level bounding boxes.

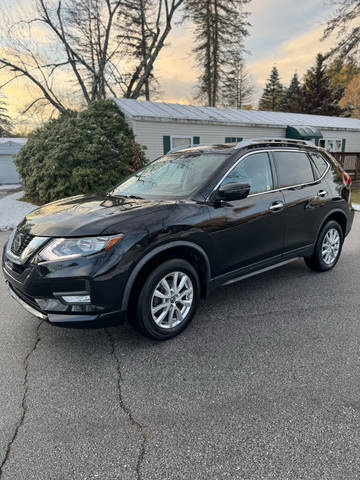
[234,138,315,149]
[167,144,192,154]
[167,143,235,154]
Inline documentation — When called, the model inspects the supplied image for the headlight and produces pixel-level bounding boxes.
[38,234,124,261]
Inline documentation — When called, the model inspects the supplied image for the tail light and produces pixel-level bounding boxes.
[342,171,352,186]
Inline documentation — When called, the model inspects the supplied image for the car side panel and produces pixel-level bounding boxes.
[206,191,286,277]
[280,181,332,252]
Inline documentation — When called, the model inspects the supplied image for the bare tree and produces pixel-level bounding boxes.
[117,0,185,100]
[117,0,157,100]
[0,0,183,114]
[323,0,360,59]
[0,0,124,113]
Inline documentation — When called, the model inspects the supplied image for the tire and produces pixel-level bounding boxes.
[304,220,343,272]
[130,259,200,340]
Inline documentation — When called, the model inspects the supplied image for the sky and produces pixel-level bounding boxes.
[155,0,339,104]
[0,0,341,127]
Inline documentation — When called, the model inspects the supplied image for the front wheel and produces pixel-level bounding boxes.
[131,259,200,340]
[304,220,343,272]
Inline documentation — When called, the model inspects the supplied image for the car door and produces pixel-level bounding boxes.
[208,151,286,277]
[271,149,331,255]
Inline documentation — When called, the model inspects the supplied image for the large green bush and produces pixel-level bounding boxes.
[16,100,146,204]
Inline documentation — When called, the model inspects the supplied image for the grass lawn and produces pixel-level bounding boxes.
[352,189,360,204]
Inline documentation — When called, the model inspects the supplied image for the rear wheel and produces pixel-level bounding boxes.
[304,220,343,272]
[130,259,200,340]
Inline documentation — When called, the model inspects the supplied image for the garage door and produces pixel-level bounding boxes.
[0,155,20,184]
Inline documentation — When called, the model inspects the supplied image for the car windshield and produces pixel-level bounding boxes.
[111,151,230,199]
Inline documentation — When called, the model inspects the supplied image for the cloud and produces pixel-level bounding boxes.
[248,24,337,89]
[157,3,339,105]
[154,23,199,104]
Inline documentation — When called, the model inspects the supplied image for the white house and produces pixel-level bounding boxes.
[0,137,27,184]
[114,98,360,161]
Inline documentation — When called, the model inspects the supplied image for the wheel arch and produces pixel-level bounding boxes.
[121,241,211,311]
[317,209,348,240]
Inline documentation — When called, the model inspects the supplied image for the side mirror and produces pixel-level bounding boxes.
[214,182,250,202]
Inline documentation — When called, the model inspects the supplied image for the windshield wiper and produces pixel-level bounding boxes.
[113,194,144,200]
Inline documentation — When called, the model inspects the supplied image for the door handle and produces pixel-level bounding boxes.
[269,201,284,212]
[317,190,327,198]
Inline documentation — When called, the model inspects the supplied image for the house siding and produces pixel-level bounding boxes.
[132,120,285,160]
[0,155,20,184]
[319,129,360,152]
[0,139,26,184]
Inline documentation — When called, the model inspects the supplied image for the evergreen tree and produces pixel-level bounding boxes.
[258,66,284,111]
[15,100,145,204]
[302,53,343,116]
[0,92,11,136]
[185,0,251,107]
[221,45,255,109]
[279,73,302,113]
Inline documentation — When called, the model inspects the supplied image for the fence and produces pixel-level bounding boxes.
[333,153,360,188]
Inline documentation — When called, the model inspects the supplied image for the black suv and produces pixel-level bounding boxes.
[2,138,355,339]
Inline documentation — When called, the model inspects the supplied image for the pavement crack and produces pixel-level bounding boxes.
[0,320,42,479]
[105,329,147,480]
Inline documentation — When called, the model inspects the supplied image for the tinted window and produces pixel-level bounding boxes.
[274,151,315,188]
[221,152,273,194]
[309,152,328,179]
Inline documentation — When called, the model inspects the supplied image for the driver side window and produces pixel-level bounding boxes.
[221,152,273,195]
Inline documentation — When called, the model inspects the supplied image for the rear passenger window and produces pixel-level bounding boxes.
[274,152,315,188]
[309,152,328,179]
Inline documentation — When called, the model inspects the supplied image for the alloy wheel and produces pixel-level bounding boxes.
[321,228,340,266]
[151,271,194,329]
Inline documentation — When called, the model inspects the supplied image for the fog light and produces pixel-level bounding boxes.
[35,298,69,312]
[61,295,91,304]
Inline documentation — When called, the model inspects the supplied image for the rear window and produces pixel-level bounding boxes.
[273,151,315,188]
[309,152,328,179]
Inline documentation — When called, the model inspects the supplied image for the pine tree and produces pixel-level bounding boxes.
[258,66,284,111]
[185,0,250,107]
[279,73,302,113]
[0,92,11,136]
[302,53,343,116]
[221,45,255,109]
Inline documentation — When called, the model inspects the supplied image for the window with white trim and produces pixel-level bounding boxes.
[322,139,343,152]
[171,137,192,149]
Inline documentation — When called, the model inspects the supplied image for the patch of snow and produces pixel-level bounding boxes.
[0,191,36,231]
[0,184,21,190]
[353,203,360,212]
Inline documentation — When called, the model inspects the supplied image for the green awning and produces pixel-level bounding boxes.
[286,125,323,140]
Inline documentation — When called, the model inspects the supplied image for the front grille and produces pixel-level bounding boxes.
[11,230,33,256]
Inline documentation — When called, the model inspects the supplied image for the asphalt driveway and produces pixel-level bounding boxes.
[1,216,360,480]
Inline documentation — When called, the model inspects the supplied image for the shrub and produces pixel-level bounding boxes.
[15,100,146,204]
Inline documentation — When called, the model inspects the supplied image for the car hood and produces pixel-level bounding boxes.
[18,193,177,237]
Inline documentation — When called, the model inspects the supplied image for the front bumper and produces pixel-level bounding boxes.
[2,240,128,328]
[6,281,126,327]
